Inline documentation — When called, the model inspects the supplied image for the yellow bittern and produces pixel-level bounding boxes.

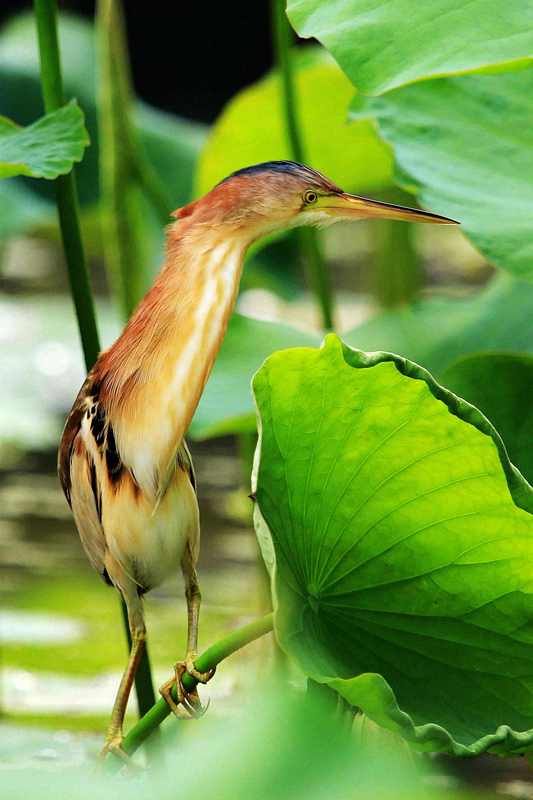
[58,161,457,764]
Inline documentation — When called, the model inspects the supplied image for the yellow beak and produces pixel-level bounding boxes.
[318,193,459,225]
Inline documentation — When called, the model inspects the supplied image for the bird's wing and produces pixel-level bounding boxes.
[58,371,108,577]
[177,440,196,494]
[157,439,197,504]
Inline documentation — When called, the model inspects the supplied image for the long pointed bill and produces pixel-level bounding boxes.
[321,193,459,225]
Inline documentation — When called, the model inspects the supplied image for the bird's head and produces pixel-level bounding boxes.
[175,161,458,241]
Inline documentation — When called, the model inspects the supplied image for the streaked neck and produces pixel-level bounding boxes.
[100,225,249,495]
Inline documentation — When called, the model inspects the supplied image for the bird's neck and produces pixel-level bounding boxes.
[99,222,249,494]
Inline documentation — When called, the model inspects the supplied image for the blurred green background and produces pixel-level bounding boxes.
[2,0,533,795]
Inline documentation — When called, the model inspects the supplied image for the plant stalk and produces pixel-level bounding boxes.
[371,187,423,308]
[96,0,148,320]
[33,0,100,368]
[128,137,173,227]
[270,0,335,331]
[106,613,275,770]
[33,0,157,724]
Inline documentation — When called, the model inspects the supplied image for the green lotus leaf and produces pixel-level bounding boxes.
[439,352,533,488]
[346,275,533,375]
[252,333,533,754]
[287,0,533,96]
[0,100,89,180]
[196,47,393,198]
[351,71,533,281]
[330,673,533,756]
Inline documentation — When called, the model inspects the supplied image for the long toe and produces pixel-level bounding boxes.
[185,655,216,685]
[159,668,197,720]
[96,733,146,774]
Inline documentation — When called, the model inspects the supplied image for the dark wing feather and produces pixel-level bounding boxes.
[58,370,96,507]
[177,441,197,494]
[58,370,108,577]
[60,368,196,581]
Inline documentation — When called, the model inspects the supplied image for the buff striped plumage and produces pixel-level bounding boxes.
[98,234,247,500]
[59,205,248,600]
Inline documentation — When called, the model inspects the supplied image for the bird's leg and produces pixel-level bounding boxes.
[97,565,147,770]
[184,577,211,681]
[159,555,215,719]
[96,628,146,769]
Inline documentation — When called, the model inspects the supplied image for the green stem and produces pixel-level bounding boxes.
[270,0,335,331]
[128,138,173,227]
[33,0,100,368]
[299,228,335,330]
[106,613,275,771]
[96,0,148,320]
[33,0,66,112]
[33,0,157,725]
[371,188,423,308]
[271,0,304,164]
[53,174,101,367]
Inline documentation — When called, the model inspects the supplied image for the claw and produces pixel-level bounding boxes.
[159,656,215,720]
[185,655,216,685]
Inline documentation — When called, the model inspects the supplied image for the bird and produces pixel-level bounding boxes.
[58,160,458,765]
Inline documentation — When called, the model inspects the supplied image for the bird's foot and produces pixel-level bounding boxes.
[184,651,216,686]
[95,727,145,775]
[159,655,215,720]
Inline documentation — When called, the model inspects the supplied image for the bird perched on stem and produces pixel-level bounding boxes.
[58,161,457,765]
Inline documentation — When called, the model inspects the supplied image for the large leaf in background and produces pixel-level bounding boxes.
[0,12,206,242]
[352,71,533,281]
[287,0,533,96]
[439,353,533,487]
[196,47,393,197]
[189,315,319,440]
[346,275,533,375]
[252,334,533,755]
[0,100,89,179]
[0,179,54,239]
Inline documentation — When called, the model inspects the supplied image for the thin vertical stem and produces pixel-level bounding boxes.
[271,0,304,164]
[96,0,148,320]
[270,0,335,331]
[53,174,101,367]
[33,0,100,367]
[33,0,157,725]
[371,188,423,308]
[33,0,66,112]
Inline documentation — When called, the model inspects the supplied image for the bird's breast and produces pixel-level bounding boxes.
[101,457,199,591]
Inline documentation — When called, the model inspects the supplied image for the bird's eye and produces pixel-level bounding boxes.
[303,190,318,204]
